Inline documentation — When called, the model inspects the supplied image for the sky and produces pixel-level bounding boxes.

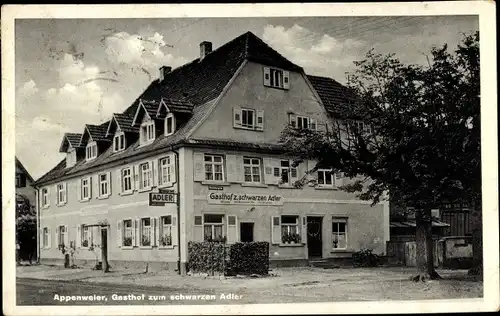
[15,16,479,180]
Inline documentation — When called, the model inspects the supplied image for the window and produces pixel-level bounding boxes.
[159,216,173,247]
[241,109,255,129]
[139,162,152,189]
[81,177,90,200]
[165,113,175,136]
[81,225,90,248]
[243,157,261,183]
[350,120,372,134]
[56,183,66,205]
[58,225,67,247]
[289,114,316,130]
[332,217,347,249]
[140,218,152,246]
[268,68,284,88]
[277,160,297,185]
[317,169,334,187]
[233,108,264,131]
[113,132,125,152]
[16,174,26,188]
[203,214,224,241]
[43,227,49,248]
[98,173,109,197]
[140,120,155,144]
[41,188,49,207]
[281,215,300,243]
[297,116,309,129]
[204,154,224,182]
[86,142,97,160]
[121,168,132,193]
[159,157,173,186]
[123,220,133,247]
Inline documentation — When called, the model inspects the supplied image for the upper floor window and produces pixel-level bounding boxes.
[41,187,49,208]
[159,156,173,187]
[56,183,67,205]
[86,141,97,161]
[98,173,110,198]
[276,160,297,185]
[139,162,152,190]
[317,169,334,187]
[233,108,264,131]
[113,132,125,152]
[15,173,26,188]
[81,177,91,200]
[243,157,261,183]
[165,113,175,136]
[289,114,316,130]
[204,154,224,182]
[121,167,133,193]
[140,120,155,145]
[263,67,290,90]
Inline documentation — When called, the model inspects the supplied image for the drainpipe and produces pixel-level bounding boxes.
[172,149,181,275]
[35,187,40,264]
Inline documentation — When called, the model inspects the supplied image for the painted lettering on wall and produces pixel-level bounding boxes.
[207,193,283,206]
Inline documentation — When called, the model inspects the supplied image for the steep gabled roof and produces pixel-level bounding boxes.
[59,133,83,152]
[81,121,111,145]
[15,157,35,182]
[157,98,194,118]
[307,75,362,119]
[106,113,139,137]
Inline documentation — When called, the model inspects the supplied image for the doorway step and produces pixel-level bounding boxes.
[308,258,352,269]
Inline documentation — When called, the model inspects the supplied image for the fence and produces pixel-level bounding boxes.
[386,239,443,267]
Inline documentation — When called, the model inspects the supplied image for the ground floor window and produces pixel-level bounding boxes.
[160,216,173,246]
[140,218,152,246]
[203,214,224,242]
[332,217,347,249]
[43,227,49,248]
[57,225,67,247]
[123,219,133,246]
[281,215,301,243]
[82,225,90,247]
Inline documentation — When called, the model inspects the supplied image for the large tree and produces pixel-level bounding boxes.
[16,194,37,263]
[280,32,480,280]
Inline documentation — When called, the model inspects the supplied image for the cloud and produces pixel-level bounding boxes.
[262,24,366,83]
[18,80,39,98]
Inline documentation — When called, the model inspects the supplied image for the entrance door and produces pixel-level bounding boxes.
[307,217,323,258]
[240,222,254,242]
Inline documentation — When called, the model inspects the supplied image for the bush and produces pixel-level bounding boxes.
[187,241,227,274]
[229,242,269,275]
[352,248,380,267]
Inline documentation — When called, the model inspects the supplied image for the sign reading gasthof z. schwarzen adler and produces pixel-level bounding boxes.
[207,193,283,206]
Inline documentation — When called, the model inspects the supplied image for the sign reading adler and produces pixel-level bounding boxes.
[149,193,177,206]
[208,193,283,206]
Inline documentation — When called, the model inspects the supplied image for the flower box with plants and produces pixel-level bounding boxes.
[141,235,151,247]
[123,237,133,247]
[282,232,301,244]
[159,235,172,247]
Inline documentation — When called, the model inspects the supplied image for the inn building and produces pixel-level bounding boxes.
[33,31,390,273]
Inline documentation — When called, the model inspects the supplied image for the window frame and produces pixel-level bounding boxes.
[278,160,297,186]
[121,167,133,194]
[86,141,97,161]
[56,183,66,205]
[43,227,49,248]
[158,156,173,187]
[269,68,284,88]
[140,217,152,248]
[139,162,152,190]
[243,157,262,183]
[317,169,335,187]
[98,173,109,198]
[240,108,256,129]
[203,154,225,182]
[81,225,91,248]
[159,215,173,248]
[81,177,91,201]
[58,225,67,247]
[113,131,126,152]
[332,217,348,250]
[41,188,49,208]
[122,219,134,248]
[280,215,300,244]
[203,214,225,241]
[140,119,155,145]
[165,113,176,136]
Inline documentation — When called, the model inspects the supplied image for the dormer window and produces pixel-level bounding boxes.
[86,141,97,161]
[165,113,176,136]
[113,131,125,152]
[140,119,155,145]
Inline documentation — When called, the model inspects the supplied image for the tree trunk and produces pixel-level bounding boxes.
[468,198,483,278]
[412,208,441,282]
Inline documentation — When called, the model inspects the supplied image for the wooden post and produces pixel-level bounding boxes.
[101,226,109,273]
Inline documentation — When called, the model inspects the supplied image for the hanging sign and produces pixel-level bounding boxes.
[207,192,283,206]
[149,193,177,206]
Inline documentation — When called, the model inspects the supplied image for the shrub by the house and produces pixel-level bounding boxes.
[187,241,227,274]
[229,242,269,275]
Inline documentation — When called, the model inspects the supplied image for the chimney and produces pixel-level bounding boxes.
[199,41,212,59]
[159,66,172,82]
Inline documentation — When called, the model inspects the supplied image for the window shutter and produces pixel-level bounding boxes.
[133,165,139,191]
[193,152,205,182]
[88,177,92,199]
[116,170,122,194]
[92,175,98,199]
[296,161,306,184]
[89,226,94,246]
[77,179,82,201]
[150,216,155,246]
[310,118,317,131]
[301,217,307,245]
[235,155,244,183]
[47,228,51,248]
[55,226,60,247]
[54,185,58,204]
[64,225,69,245]
[76,225,81,248]
[225,154,239,183]
[283,71,290,89]
[107,171,112,196]
[116,221,122,248]
[263,158,280,185]
[169,153,176,184]
[263,67,271,86]
[40,229,44,249]
[335,172,344,187]
[271,216,281,244]
[63,183,68,203]
[151,160,158,187]
[132,219,137,246]
[227,215,238,244]
[256,110,264,131]
[172,216,178,246]
[233,107,242,128]
[155,217,160,246]
[289,114,297,128]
